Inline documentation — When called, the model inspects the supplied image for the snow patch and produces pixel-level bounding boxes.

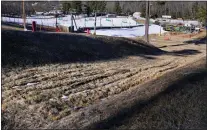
[91,25,166,38]
[26,82,38,86]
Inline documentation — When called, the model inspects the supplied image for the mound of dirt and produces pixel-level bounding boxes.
[2,30,163,67]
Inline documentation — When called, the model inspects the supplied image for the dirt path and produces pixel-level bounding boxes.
[2,29,206,129]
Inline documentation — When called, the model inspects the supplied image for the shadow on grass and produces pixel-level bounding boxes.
[183,37,207,45]
[1,29,202,68]
[168,49,201,56]
[2,29,162,67]
[87,69,207,129]
[160,36,206,49]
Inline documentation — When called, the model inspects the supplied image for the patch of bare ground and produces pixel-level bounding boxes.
[1,29,206,129]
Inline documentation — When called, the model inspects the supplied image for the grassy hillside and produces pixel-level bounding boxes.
[2,29,206,129]
[112,70,207,129]
[2,29,163,68]
[85,59,207,130]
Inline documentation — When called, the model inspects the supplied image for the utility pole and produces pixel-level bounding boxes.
[94,11,97,35]
[145,1,150,43]
[22,0,27,31]
[55,10,58,28]
[159,22,162,36]
[149,3,152,21]
[71,13,73,32]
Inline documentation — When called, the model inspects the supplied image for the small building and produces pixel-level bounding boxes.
[162,15,171,19]
[41,12,50,16]
[106,14,117,18]
[35,11,44,15]
[49,10,63,15]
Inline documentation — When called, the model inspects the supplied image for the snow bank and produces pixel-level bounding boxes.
[90,24,166,38]
[2,15,139,31]
[133,12,141,19]
[60,15,139,29]
[155,18,201,26]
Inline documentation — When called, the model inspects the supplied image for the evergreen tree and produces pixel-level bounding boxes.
[126,8,132,15]
[114,2,122,15]
[87,1,106,12]
[196,6,206,25]
[71,1,82,14]
[85,4,91,16]
[88,1,96,11]
[157,1,166,17]
[85,1,106,16]
[140,5,146,18]
[99,1,106,12]
[62,2,71,14]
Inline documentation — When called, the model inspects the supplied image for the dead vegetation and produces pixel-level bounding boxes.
[110,69,207,129]
[1,29,206,129]
[2,29,162,67]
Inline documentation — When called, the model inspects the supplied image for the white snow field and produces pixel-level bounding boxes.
[2,15,139,29]
[90,25,166,37]
[2,15,166,37]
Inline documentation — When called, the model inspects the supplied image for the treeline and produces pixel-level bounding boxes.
[1,1,60,16]
[61,1,207,23]
[1,1,206,23]
[61,1,119,16]
[138,2,206,20]
[1,1,35,16]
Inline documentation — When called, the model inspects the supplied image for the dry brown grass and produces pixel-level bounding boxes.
[112,70,207,129]
[2,60,179,124]
[2,29,206,129]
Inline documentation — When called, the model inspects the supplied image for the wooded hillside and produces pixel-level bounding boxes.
[1,1,206,22]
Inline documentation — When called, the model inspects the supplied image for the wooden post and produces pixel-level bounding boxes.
[85,17,86,27]
[71,13,73,32]
[145,1,149,43]
[40,19,43,31]
[22,0,27,31]
[94,11,97,35]
[56,14,58,28]
[100,17,101,27]
[159,22,162,36]
[72,15,78,31]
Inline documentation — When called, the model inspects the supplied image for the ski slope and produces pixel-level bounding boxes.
[2,15,139,30]
[90,25,166,37]
[2,15,166,37]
